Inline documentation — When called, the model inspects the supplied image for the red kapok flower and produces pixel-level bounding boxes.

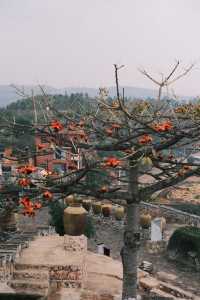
[153,120,173,132]
[18,178,31,187]
[51,120,63,131]
[18,165,37,175]
[23,206,35,217]
[25,165,37,174]
[105,157,121,168]
[20,196,32,208]
[139,134,153,145]
[34,202,42,209]
[43,191,53,200]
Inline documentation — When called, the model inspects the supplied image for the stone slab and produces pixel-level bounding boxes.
[156,271,177,283]
[140,276,160,290]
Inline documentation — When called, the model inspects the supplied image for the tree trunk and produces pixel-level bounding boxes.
[121,165,140,300]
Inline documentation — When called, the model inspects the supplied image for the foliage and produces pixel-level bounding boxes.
[0,93,95,150]
[84,215,96,238]
[49,200,66,235]
[167,226,200,259]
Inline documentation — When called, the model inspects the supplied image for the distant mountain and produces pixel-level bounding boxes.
[0,85,61,107]
[0,85,192,107]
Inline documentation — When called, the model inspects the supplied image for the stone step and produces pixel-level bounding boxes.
[14,263,49,271]
[159,282,194,299]
[13,269,49,281]
[8,279,49,296]
[150,288,176,300]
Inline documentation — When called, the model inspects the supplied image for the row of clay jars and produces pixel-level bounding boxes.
[65,195,125,220]
[83,199,125,220]
[64,196,166,227]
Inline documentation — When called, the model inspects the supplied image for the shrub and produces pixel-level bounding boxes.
[167,226,200,260]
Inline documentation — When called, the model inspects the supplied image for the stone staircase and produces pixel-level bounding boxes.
[9,264,49,297]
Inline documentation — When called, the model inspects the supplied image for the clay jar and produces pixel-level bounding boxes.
[63,203,87,236]
[114,206,125,221]
[82,199,92,212]
[140,213,152,229]
[102,204,112,217]
[92,201,102,215]
[64,195,75,206]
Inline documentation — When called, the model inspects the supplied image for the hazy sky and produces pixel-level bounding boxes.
[1,0,200,95]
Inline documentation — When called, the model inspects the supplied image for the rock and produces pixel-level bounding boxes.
[150,288,175,299]
[138,269,149,279]
[159,282,194,299]
[139,276,160,290]
[156,271,177,283]
[139,261,153,273]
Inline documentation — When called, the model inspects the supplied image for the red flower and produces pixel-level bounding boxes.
[153,120,173,132]
[51,120,63,131]
[139,134,153,145]
[18,165,36,175]
[43,191,53,200]
[34,202,42,209]
[18,178,31,187]
[23,206,35,217]
[105,157,121,168]
[20,197,33,208]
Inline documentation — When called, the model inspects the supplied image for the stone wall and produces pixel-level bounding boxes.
[49,265,83,288]
[140,202,200,227]
[50,235,87,289]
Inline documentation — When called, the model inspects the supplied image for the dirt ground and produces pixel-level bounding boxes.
[88,219,200,297]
